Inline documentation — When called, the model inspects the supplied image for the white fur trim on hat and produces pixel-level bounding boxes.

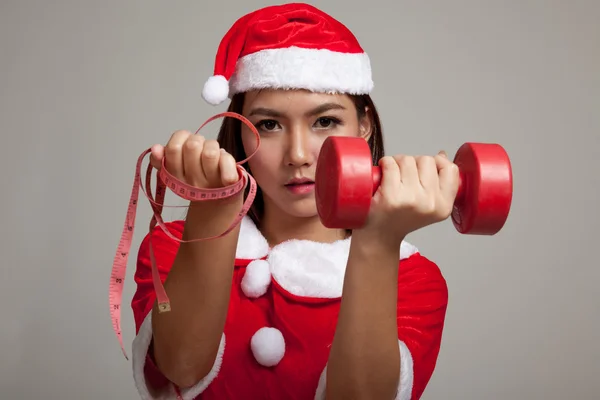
[250,327,286,367]
[229,46,373,98]
[202,75,229,105]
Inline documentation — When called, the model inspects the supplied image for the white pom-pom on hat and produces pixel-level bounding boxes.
[202,75,229,105]
[250,327,285,367]
[241,259,271,298]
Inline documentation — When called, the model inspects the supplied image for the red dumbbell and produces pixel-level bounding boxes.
[315,136,513,235]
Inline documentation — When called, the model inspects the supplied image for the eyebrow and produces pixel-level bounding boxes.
[248,102,347,118]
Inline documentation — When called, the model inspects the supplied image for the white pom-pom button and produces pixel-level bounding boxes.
[251,327,285,367]
[201,75,229,105]
[241,259,271,298]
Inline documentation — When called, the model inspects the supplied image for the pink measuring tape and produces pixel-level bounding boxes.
[109,111,261,360]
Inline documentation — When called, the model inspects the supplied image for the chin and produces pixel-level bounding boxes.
[285,207,319,219]
[273,197,319,219]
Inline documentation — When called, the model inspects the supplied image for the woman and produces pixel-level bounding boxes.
[130,3,457,399]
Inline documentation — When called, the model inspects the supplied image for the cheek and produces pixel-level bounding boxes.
[312,136,328,159]
[242,140,282,180]
[312,123,362,155]
[241,128,260,158]
[335,121,363,139]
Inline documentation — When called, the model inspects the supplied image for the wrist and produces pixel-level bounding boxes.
[351,228,404,254]
[184,192,244,237]
[189,191,243,212]
[350,228,403,260]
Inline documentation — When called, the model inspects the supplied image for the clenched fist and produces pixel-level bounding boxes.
[362,151,460,244]
[150,130,240,189]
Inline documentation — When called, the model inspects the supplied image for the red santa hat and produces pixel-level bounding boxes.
[201,3,374,105]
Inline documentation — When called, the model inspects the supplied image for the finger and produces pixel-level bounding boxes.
[150,144,164,170]
[437,157,460,200]
[438,150,448,159]
[415,156,438,190]
[378,156,401,198]
[182,135,205,185]
[164,130,190,180]
[201,139,222,187]
[396,155,419,188]
[219,149,239,186]
[434,152,453,171]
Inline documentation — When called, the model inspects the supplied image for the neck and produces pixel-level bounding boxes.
[260,205,347,247]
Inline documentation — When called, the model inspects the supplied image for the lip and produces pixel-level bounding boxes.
[285,177,315,185]
[284,177,315,195]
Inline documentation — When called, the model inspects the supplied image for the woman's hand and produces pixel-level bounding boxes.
[358,151,460,246]
[150,130,239,189]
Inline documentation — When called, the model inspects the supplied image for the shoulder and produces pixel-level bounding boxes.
[136,220,185,262]
[132,221,186,326]
[397,251,449,303]
[141,220,186,245]
[399,252,447,284]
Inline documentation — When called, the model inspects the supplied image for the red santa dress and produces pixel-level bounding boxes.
[130,216,449,399]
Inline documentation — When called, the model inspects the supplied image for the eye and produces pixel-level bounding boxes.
[314,117,341,129]
[255,119,281,132]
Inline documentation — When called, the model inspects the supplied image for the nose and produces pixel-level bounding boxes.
[285,126,315,167]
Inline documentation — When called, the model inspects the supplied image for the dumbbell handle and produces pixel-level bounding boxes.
[370,167,466,203]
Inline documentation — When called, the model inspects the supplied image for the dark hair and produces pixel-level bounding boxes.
[216,92,385,229]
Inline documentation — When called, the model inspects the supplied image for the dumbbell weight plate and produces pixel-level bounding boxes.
[451,142,513,235]
[315,136,374,229]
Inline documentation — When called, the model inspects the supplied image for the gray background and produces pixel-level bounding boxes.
[1,0,599,399]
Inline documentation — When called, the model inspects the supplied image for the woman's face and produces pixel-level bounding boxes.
[240,89,372,220]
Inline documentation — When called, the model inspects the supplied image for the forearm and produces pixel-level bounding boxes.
[326,232,402,400]
[151,194,243,387]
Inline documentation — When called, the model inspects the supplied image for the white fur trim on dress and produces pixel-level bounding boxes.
[235,216,419,299]
[132,311,226,400]
[313,339,414,400]
[235,216,269,260]
[267,238,352,298]
[396,340,414,400]
[228,46,374,97]
[267,235,418,298]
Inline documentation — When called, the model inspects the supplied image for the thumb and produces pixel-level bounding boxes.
[435,150,452,171]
